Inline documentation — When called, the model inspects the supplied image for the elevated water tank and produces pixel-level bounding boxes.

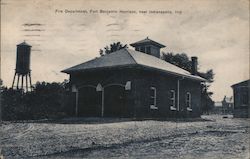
[15,41,32,75]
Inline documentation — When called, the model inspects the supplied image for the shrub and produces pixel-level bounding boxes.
[1,80,72,121]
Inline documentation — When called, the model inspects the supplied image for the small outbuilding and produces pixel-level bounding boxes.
[213,102,223,114]
[221,96,233,114]
[62,38,206,118]
[231,79,249,118]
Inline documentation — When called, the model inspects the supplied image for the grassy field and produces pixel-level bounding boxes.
[0,115,249,159]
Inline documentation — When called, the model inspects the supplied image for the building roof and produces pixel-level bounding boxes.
[231,79,250,88]
[62,48,206,81]
[130,37,166,48]
[17,41,31,47]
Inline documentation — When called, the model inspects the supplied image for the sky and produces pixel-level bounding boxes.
[1,0,249,101]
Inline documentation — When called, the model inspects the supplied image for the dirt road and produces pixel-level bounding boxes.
[0,115,249,159]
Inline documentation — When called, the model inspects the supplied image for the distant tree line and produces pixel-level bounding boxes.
[1,80,74,121]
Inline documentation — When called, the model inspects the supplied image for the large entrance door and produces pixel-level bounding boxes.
[78,86,101,117]
[104,85,127,117]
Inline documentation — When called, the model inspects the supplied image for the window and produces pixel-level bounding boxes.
[146,46,151,54]
[135,47,139,51]
[186,92,192,111]
[140,46,145,53]
[150,87,157,109]
[170,90,176,110]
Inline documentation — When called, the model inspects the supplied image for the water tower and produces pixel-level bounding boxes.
[11,41,33,91]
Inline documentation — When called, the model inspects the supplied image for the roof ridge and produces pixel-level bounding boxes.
[126,48,206,81]
[130,38,166,48]
[124,48,138,64]
[128,48,190,73]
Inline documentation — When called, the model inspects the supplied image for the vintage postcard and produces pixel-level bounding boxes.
[1,0,249,158]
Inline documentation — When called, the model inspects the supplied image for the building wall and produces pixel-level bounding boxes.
[233,87,249,108]
[132,69,202,118]
[233,86,249,118]
[69,67,202,118]
[70,68,136,117]
[179,79,202,117]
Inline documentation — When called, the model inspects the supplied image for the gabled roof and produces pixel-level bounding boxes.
[130,37,166,48]
[17,41,31,47]
[62,48,206,81]
[231,79,250,88]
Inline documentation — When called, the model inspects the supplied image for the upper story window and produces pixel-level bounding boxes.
[146,46,151,54]
[170,90,176,111]
[150,87,157,109]
[186,92,192,111]
[140,46,145,53]
[135,47,140,51]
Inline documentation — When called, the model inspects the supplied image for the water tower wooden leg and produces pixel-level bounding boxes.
[26,75,28,92]
[29,73,32,91]
[17,74,20,89]
[12,73,17,88]
[21,75,24,91]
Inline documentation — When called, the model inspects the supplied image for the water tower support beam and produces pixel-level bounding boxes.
[17,75,20,89]
[29,72,32,91]
[12,73,17,88]
[26,75,28,92]
[21,76,24,90]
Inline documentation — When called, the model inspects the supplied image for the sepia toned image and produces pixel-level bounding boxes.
[0,0,249,158]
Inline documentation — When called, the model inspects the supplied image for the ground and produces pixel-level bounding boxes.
[0,115,249,159]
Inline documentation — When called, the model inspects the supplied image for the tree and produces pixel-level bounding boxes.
[162,52,214,82]
[1,80,71,120]
[162,52,215,113]
[162,52,192,72]
[32,81,69,119]
[100,42,128,56]
[198,69,214,82]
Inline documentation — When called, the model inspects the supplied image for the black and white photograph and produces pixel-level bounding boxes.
[0,0,249,158]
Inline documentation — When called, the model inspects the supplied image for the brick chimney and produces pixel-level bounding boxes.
[191,56,198,75]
